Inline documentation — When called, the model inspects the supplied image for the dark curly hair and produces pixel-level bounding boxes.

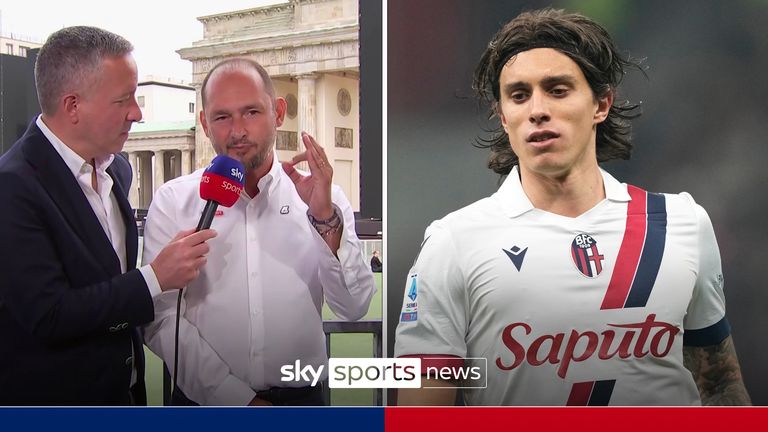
[473,8,643,175]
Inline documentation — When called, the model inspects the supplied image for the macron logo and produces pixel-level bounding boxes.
[503,246,528,271]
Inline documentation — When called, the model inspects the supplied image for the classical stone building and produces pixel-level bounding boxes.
[124,78,196,209]
[124,0,362,210]
[125,120,196,209]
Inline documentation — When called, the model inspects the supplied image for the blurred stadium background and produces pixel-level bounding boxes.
[388,0,768,405]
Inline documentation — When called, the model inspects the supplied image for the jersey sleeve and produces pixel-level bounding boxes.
[682,194,730,347]
[394,220,468,370]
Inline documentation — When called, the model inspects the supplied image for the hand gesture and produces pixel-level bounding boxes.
[282,132,334,220]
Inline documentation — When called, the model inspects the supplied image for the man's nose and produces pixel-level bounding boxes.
[528,90,551,124]
[231,116,247,139]
[129,97,143,122]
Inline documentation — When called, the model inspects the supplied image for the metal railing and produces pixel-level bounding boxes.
[322,320,383,406]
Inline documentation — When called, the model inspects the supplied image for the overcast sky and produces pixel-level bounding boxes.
[0,0,285,82]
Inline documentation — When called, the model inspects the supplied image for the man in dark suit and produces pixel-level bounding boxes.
[0,26,216,405]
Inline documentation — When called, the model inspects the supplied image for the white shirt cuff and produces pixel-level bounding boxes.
[139,264,163,298]
[208,375,257,406]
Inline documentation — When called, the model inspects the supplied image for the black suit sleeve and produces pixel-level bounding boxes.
[0,171,154,345]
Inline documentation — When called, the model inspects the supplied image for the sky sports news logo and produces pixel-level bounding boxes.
[280,358,487,389]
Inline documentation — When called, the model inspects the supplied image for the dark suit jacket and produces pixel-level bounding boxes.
[0,120,154,405]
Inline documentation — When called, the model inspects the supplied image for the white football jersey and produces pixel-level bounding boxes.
[395,167,729,406]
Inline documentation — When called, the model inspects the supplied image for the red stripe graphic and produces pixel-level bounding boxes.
[566,381,594,406]
[601,186,647,309]
[386,407,768,432]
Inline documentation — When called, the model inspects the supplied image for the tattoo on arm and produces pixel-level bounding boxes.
[683,336,751,405]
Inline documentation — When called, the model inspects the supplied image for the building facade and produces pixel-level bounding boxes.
[0,33,42,58]
[136,77,197,123]
[124,78,196,209]
[124,0,361,210]
[180,0,362,210]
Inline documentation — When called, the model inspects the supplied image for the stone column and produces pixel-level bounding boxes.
[296,73,318,171]
[153,150,166,193]
[139,152,153,209]
[297,73,317,137]
[127,152,139,208]
[181,149,192,175]
[164,151,174,183]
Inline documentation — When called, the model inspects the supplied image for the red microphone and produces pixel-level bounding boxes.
[196,155,246,231]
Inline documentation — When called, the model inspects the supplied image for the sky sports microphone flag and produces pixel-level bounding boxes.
[197,155,245,231]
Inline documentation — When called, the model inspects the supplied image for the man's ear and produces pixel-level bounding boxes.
[497,102,509,134]
[594,89,614,124]
[62,93,79,124]
[274,97,287,127]
[200,109,210,138]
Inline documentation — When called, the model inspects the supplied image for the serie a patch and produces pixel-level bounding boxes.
[400,274,418,322]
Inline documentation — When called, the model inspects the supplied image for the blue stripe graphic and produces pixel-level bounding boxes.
[588,379,616,406]
[625,192,667,308]
[0,408,384,432]
[684,317,731,346]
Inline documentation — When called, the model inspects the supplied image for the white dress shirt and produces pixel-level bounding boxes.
[35,115,162,385]
[142,154,376,406]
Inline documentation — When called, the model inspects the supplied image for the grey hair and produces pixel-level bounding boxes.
[35,26,133,115]
[200,58,276,109]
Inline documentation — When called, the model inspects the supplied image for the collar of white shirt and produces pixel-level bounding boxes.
[496,165,632,218]
[241,150,285,200]
[35,115,115,179]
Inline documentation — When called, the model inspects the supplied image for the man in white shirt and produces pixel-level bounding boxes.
[395,9,751,406]
[142,58,376,406]
[0,26,214,405]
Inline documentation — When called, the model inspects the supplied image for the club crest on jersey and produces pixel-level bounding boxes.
[570,233,605,278]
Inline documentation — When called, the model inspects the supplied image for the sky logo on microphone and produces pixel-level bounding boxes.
[200,155,246,208]
[230,167,244,183]
[204,155,245,186]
